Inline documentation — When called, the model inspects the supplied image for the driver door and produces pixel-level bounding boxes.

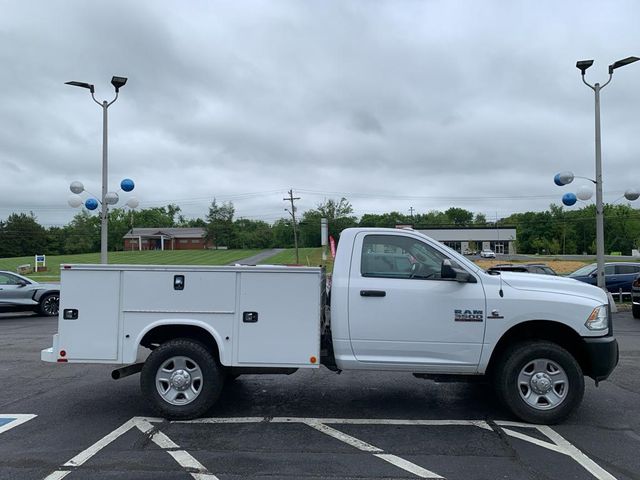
[348,232,486,372]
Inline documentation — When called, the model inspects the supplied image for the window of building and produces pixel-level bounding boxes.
[443,241,461,253]
[191,239,199,244]
[179,239,188,244]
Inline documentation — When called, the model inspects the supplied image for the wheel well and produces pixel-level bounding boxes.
[486,321,591,378]
[140,325,220,362]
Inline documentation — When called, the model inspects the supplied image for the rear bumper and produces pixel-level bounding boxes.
[41,334,60,363]
[583,336,619,382]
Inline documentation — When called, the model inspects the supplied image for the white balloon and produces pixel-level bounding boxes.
[576,185,593,201]
[126,196,139,208]
[70,181,84,194]
[105,192,119,205]
[68,194,83,208]
[558,171,574,185]
[624,188,640,201]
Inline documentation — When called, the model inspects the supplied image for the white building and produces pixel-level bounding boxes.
[414,227,517,254]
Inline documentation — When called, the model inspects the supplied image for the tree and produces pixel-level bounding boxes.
[272,218,295,247]
[444,207,474,226]
[0,212,47,258]
[63,211,100,254]
[232,219,273,249]
[299,198,358,247]
[206,199,235,248]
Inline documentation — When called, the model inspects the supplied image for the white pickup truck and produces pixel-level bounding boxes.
[42,227,618,424]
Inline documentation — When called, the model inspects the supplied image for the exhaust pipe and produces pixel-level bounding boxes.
[111,362,144,380]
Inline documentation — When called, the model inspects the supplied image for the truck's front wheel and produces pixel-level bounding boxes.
[140,339,223,420]
[494,341,584,424]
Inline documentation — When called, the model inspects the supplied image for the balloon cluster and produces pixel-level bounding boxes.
[68,179,139,210]
[554,171,639,206]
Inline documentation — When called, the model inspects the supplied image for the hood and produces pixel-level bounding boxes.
[497,272,608,304]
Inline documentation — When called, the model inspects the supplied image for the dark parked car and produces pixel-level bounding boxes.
[631,275,640,319]
[0,271,59,316]
[568,262,640,294]
[487,263,558,275]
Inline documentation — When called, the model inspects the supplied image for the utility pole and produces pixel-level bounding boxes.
[409,206,415,220]
[284,189,301,264]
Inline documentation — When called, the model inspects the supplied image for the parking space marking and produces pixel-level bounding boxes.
[0,414,36,435]
[43,417,618,480]
[495,421,617,480]
[44,417,218,480]
[305,420,444,478]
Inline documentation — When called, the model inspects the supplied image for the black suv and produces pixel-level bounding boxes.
[487,263,558,275]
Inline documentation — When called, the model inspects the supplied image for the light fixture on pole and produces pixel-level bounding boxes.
[571,56,639,290]
[66,76,128,264]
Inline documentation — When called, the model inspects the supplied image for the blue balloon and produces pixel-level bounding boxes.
[120,178,135,192]
[85,198,99,210]
[562,192,577,206]
[554,173,564,186]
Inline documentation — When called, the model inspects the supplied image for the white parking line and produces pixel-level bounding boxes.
[42,417,618,480]
[0,414,37,435]
[304,420,443,478]
[44,417,218,480]
[495,421,617,480]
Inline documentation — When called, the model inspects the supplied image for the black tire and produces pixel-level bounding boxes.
[494,341,584,424]
[632,303,640,319]
[39,293,59,317]
[140,338,224,420]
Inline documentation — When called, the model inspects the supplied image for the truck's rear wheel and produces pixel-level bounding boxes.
[140,339,223,419]
[632,303,640,319]
[494,341,584,424]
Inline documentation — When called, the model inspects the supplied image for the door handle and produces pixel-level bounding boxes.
[360,290,386,297]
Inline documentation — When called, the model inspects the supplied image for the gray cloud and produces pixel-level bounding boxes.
[0,0,639,227]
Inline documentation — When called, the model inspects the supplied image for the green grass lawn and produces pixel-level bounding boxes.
[259,248,334,271]
[0,249,264,281]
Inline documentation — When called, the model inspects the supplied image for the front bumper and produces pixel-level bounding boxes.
[583,336,619,382]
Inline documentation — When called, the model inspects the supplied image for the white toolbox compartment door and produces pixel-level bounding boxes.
[238,271,320,365]
[59,270,120,361]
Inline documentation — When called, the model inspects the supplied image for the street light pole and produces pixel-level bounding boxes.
[593,82,606,289]
[577,57,639,290]
[66,76,128,264]
[100,99,109,265]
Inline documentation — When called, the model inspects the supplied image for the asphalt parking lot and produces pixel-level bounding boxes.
[0,311,639,480]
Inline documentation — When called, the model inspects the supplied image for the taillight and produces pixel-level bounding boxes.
[633,277,640,288]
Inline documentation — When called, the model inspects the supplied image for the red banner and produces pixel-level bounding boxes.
[329,235,336,259]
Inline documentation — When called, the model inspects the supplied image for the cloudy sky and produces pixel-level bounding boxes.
[1,0,639,226]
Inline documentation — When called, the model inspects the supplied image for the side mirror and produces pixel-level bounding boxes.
[17,280,28,287]
[441,259,476,283]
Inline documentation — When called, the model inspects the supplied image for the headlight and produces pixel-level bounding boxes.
[585,305,609,331]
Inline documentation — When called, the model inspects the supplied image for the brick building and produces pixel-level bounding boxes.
[123,228,213,251]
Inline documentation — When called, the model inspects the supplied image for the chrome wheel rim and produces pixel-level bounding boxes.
[518,358,569,410]
[42,295,59,316]
[155,356,203,406]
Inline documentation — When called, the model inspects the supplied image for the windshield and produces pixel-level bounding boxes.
[569,264,595,277]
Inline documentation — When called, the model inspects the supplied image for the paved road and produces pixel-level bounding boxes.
[0,311,638,479]
[229,249,285,265]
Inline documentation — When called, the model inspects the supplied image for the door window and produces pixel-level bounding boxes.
[0,273,22,285]
[361,234,449,280]
[615,265,640,275]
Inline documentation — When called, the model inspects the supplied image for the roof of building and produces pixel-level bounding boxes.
[123,227,206,239]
